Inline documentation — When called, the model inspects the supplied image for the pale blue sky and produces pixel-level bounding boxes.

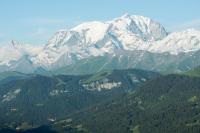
[0,0,200,45]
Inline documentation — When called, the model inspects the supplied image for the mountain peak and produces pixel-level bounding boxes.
[46,14,168,49]
[11,40,22,49]
[120,13,131,18]
[110,14,168,41]
[119,13,151,21]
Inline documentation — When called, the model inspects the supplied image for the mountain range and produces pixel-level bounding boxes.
[1,67,200,133]
[1,14,200,74]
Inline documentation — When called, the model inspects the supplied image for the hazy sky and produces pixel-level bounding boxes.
[0,0,200,45]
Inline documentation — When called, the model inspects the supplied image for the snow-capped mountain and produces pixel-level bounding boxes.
[0,40,42,64]
[149,29,200,54]
[32,14,168,69]
[1,14,200,73]
[0,40,42,73]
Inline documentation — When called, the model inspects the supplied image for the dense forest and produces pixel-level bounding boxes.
[59,75,200,133]
[1,69,200,132]
[0,69,159,130]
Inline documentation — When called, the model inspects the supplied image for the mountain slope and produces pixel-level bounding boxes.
[0,71,29,85]
[185,66,200,77]
[0,69,159,129]
[53,50,200,75]
[61,74,200,133]
[149,29,200,54]
[0,71,27,81]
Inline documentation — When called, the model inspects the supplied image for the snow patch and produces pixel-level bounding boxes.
[2,88,21,102]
